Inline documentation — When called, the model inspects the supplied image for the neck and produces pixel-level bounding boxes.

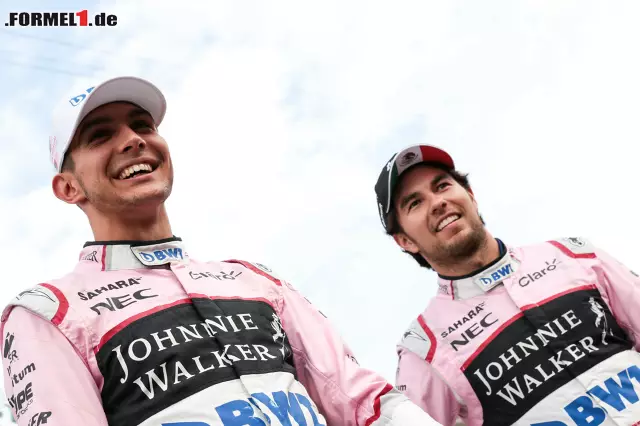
[431,233,501,277]
[87,204,174,242]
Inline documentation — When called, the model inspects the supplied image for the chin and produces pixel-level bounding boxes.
[453,225,486,248]
[442,224,468,239]
[441,225,475,246]
[122,185,171,206]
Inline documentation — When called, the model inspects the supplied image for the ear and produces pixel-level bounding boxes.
[468,188,478,209]
[392,232,420,254]
[52,172,87,205]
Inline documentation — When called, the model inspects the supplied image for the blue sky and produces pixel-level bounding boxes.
[1,0,640,420]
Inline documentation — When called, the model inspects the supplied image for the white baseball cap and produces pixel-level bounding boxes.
[49,76,167,172]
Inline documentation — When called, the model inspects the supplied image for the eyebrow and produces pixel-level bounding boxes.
[77,116,112,141]
[127,107,151,120]
[431,172,449,188]
[77,107,151,142]
[399,191,420,210]
[397,172,450,210]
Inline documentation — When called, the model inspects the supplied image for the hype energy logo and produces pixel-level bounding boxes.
[5,10,117,27]
[131,244,186,266]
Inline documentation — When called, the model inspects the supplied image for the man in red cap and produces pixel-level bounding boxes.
[375,144,640,425]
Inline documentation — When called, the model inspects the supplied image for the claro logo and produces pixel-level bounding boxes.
[519,259,560,287]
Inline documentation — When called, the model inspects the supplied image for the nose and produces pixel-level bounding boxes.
[430,194,447,216]
[117,126,147,154]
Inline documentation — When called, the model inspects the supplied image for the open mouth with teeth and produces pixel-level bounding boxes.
[436,214,461,232]
[118,163,155,180]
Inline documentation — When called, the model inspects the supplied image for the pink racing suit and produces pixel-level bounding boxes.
[1,238,439,426]
[396,237,640,426]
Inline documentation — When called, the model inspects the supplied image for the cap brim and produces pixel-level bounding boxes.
[71,76,166,144]
[405,145,455,171]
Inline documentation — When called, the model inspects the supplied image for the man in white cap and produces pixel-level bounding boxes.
[48,77,170,239]
[0,77,441,425]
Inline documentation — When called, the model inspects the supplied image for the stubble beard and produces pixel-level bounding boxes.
[78,175,172,214]
[424,215,488,267]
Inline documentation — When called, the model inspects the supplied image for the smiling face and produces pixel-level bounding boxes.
[53,101,173,216]
[392,164,488,268]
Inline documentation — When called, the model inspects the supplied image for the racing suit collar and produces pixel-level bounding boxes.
[436,238,521,300]
[78,236,189,271]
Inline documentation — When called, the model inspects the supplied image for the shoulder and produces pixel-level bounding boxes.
[221,259,288,287]
[515,236,597,258]
[1,278,72,327]
[220,259,328,315]
[543,236,597,258]
[398,313,437,363]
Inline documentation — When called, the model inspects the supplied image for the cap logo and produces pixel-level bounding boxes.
[68,86,95,107]
[564,237,586,248]
[378,202,386,227]
[399,152,417,167]
[49,136,58,169]
[385,159,394,172]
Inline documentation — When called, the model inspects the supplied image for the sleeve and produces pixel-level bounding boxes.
[276,280,441,426]
[590,245,640,348]
[550,237,640,349]
[1,306,109,425]
[396,347,461,426]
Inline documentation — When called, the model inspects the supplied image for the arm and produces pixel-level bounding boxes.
[551,237,640,347]
[396,347,462,426]
[276,280,441,425]
[1,307,109,425]
[591,245,640,348]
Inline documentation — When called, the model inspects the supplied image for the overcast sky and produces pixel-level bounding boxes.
[1,0,639,414]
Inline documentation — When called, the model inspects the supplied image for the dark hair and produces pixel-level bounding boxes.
[60,153,75,173]
[384,162,473,270]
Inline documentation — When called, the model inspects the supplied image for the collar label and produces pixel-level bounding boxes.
[473,255,517,292]
[130,241,188,266]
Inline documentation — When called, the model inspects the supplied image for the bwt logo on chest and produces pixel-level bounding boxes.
[139,248,183,263]
[480,264,514,286]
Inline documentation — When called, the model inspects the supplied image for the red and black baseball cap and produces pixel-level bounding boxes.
[375,144,455,231]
